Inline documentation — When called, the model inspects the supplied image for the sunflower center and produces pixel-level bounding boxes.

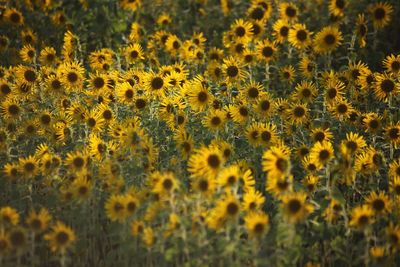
[24,162,35,172]
[177,115,185,125]
[319,150,330,161]
[56,231,69,245]
[239,107,248,116]
[125,89,134,99]
[337,103,348,114]
[260,100,270,111]
[227,66,239,77]
[324,34,336,45]
[223,149,231,158]
[358,215,369,226]
[288,199,301,213]
[93,77,105,89]
[372,199,385,211]
[235,26,246,37]
[296,30,307,41]
[251,7,264,20]
[182,142,191,153]
[135,99,146,109]
[78,186,88,195]
[226,202,239,215]
[102,110,112,120]
[40,114,51,125]
[261,131,271,142]
[276,158,288,172]
[8,104,20,115]
[10,12,21,24]
[251,130,259,139]
[381,79,394,93]
[51,79,62,90]
[211,116,221,126]
[391,61,400,71]
[262,47,273,57]
[88,118,96,127]
[151,77,164,90]
[67,72,78,83]
[0,84,11,95]
[198,179,209,191]
[346,141,357,151]
[73,157,84,168]
[280,26,289,37]
[293,107,305,117]
[286,6,296,18]
[369,119,379,129]
[24,70,36,82]
[252,24,261,35]
[315,132,325,142]
[335,0,345,9]
[227,175,236,185]
[130,50,139,59]
[197,91,208,102]
[248,87,259,98]
[10,230,26,247]
[374,8,385,20]
[207,154,220,169]
[162,178,173,190]
[254,223,265,233]
[388,128,399,139]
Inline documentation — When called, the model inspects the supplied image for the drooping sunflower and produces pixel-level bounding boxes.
[288,24,312,50]
[281,191,314,223]
[368,2,393,29]
[44,221,76,252]
[313,26,343,54]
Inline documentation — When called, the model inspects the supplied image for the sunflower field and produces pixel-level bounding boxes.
[0,0,400,266]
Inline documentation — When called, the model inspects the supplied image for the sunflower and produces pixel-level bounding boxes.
[383,54,400,75]
[44,74,64,96]
[227,103,251,125]
[329,0,346,17]
[365,191,391,215]
[247,4,271,22]
[262,143,291,179]
[242,188,265,212]
[165,34,182,57]
[153,172,179,196]
[8,227,27,251]
[185,79,213,112]
[18,155,39,179]
[240,80,264,102]
[230,19,254,42]
[310,141,334,168]
[202,109,227,131]
[0,206,20,226]
[26,208,52,233]
[346,61,369,84]
[290,81,316,103]
[313,26,343,54]
[0,97,22,120]
[256,39,278,62]
[174,130,193,159]
[288,24,312,50]
[20,44,36,63]
[119,0,141,11]
[188,145,225,179]
[58,61,85,92]
[355,14,368,48]
[328,98,354,120]
[323,199,343,223]
[373,72,399,101]
[358,68,375,92]
[44,221,76,252]
[65,150,87,173]
[88,72,108,91]
[4,8,24,26]
[246,122,262,147]
[124,43,145,64]
[339,132,365,157]
[0,229,10,256]
[105,194,127,222]
[222,56,247,85]
[216,193,241,221]
[244,212,269,239]
[298,57,316,78]
[254,94,275,118]
[281,191,314,223]
[2,162,20,182]
[218,165,240,188]
[272,19,290,44]
[363,112,382,134]
[191,175,216,197]
[286,102,309,125]
[15,65,38,86]
[369,2,393,29]
[384,123,400,148]
[349,205,374,230]
[386,223,400,249]
[324,78,345,104]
